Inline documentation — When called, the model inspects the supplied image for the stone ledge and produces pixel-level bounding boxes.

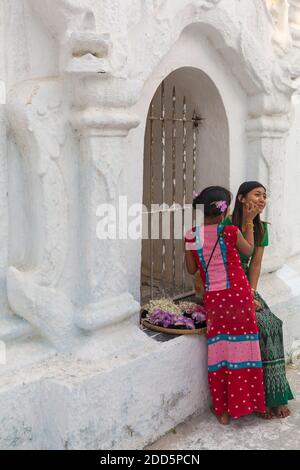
[0,320,209,449]
[146,365,300,450]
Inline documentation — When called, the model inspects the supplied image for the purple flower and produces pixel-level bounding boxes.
[179,302,206,317]
[148,309,178,328]
[215,200,227,213]
[193,304,206,315]
[147,304,206,330]
[191,311,206,323]
[174,316,195,329]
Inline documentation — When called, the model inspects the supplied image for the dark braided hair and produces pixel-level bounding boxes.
[193,186,232,218]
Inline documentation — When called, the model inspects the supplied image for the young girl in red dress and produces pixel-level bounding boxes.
[185,186,266,425]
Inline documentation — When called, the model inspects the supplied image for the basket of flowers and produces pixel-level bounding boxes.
[140,298,207,335]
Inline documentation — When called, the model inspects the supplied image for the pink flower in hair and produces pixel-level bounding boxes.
[216,200,228,212]
[211,200,227,213]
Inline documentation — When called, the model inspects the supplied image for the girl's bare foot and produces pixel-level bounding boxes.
[272,405,291,418]
[218,413,230,425]
[257,407,274,419]
[210,407,230,425]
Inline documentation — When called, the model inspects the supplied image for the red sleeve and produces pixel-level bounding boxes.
[184,227,196,244]
[185,227,197,253]
[223,225,238,246]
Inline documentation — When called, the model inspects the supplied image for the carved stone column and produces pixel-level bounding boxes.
[67,31,141,330]
[6,79,80,351]
[289,0,300,48]
[0,101,8,316]
[0,0,9,317]
[288,0,300,77]
[246,98,291,271]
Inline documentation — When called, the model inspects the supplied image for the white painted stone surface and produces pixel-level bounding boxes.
[0,0,299,449]
[0,319,210,450]
[146,364,300,450]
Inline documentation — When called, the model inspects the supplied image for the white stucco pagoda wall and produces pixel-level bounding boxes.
[0,0,300,449]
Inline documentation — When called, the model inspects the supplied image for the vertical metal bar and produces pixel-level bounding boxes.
[143,87,201,302]
[192,110,197,228]
[182,96,187,292]
[160,81,166,297]
[192,110,197,195]
[171,86,176,297]
[149,100,155,300]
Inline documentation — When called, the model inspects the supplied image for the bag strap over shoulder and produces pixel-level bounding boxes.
[204,226,224,275]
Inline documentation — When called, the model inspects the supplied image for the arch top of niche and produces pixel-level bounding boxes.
[27,0,296,103]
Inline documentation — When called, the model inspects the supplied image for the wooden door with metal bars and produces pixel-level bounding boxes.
[141,80,202,305]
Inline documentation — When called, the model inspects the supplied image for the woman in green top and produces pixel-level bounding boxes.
[223,181,293,419]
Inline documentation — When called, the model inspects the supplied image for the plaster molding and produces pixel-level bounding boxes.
[29,0,92,41]
[128,0,295,102]
[6,78,79,350]
[8,0,299,334]
[71,108,140,137]
[289,0,300,47]
[265,0,293,55]
[246,101,290,270]
[28,0,293,99]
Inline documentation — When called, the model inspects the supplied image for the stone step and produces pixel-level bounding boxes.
[145,365,300,450]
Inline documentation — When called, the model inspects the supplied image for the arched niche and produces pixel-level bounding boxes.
[141,66,229,304]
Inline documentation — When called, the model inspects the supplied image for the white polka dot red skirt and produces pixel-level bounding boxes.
[185,224,266,419]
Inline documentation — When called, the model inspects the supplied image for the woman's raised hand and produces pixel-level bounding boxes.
[243,201,259,221]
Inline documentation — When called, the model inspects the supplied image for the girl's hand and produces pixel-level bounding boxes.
[254,299,262,311]
[243,201,259,221]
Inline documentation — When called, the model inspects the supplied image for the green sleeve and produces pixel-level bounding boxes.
[222,216,232,226]
[223,217,268,247]
[260,222,269,247]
